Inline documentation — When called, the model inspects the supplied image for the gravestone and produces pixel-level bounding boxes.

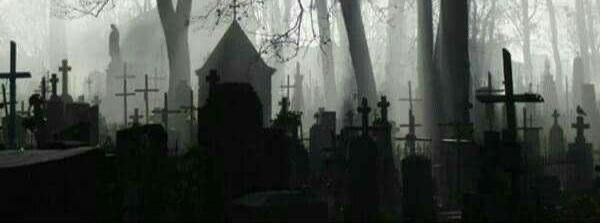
[309,108,335,174]
[566,114,593,191]
[548,110,566,160]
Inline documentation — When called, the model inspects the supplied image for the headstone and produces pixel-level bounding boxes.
[129,108,143,126]
[566,114,593,191]
[548,109,566,160]
[541,59,559,128]
[309,108,336,174]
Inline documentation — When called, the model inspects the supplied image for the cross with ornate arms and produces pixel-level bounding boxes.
[357,98,371,136]
[377,96,390,123]
[115,63,136,127]
[0,41,31,150]
[58,59,73,102]
[152,92,181,131]
[572,114,590,144]
[135,74,160,124]
[476,49,544,142]
[129,108,144,126]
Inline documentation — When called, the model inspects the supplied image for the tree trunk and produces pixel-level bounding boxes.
[417,0,437,136]
[586,0,598,81]
[157,0,191,104]
[521,0,533,82]
[439,0,470,123]
[547,0,563,91]
[317,0,337,109]
[339,0,377,105]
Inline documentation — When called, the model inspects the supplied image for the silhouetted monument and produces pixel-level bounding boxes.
[566,112,593,191]
[59,59,73,103]
[196,21,275,127]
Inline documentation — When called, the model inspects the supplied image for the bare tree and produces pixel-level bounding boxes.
[547,0,563,90]
[317,0,337,108]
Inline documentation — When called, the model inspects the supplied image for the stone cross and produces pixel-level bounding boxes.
[357,98,371,136]
[151,67,166,106]
[115,63,136,127]
[129,108,143,126]
[206,69,220,99]
[49,74,59,97]
[552,109,560,125]
[0,41,31,150]
[476,49,544,142]
[152,92,181,131]
[572,115,590,144]
[135,74,159,124]
[58,59,73,102]
[377,96,390,123]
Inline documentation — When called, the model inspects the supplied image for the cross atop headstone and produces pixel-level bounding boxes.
[206,69,220,99]
[278,97,290,115]
[129,108,143,126]
[152,92,181,131]
[357,98,371,136]
[0,41,31,150]
[572,115,590,144]
[476,49,544,142]
[552,109,560,125]
[58,59,73,103]
[115,63,136,127]
[377,96,390,123]
[49,74,59,98]
[135,74,160,124]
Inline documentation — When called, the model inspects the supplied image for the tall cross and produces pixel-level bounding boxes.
[152,93,181,131]
[58,59,73,102]
[115,63,136,127]
[476,49,544,142]
[397,81,429,154]
[280,75,294,100]
[135,74,159,124]
[377,96,390,123]
[129,108,143,126]
[572,115,590,144]
[180,89,198,121]
[552,109,560,126]
[150,67,166,106]
[0,41,31,150]
[180,90,198,141]
[357,98,371,136]
[476,72,504,130]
